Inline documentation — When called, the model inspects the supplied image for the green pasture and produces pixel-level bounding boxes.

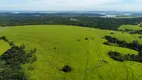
[0,25,142,80]
[0,40,10,56]
[118,24,142,30]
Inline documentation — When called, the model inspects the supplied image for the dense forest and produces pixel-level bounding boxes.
[0,13,142,30]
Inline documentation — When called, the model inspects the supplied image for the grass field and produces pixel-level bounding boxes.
[0,25,142,80]
[0,40,10,56]
[118,24,142,30]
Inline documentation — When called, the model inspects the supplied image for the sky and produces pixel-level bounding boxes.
[0,0,142,11]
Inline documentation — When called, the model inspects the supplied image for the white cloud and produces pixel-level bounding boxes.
[136,0,142,2]
[32,0,122,5]
[28,0,123,10]
[1,0,142,11]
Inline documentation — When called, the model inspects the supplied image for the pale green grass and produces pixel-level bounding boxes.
[117,24,142,44]
[118,24,142,30]
[0,25,142,80]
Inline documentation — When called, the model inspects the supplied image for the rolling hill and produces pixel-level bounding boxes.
[0,25,142,80]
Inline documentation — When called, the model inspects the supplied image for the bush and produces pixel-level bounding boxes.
[61,65,72,72]
[85,37,88,40]
[9,41,15,46]
[0,36,9,42]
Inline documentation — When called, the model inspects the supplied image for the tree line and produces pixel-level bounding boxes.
[0,14,142,30]
[104,36,142,62]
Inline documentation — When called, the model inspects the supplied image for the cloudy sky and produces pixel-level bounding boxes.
[0,0,142,11]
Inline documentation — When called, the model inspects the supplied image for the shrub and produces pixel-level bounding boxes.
[85,37,88,40]
[61,65,72,72]
[0,36,9,42]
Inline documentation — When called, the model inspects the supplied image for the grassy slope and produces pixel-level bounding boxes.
[0,25,142,80]
[118,25,142,30]
[0,40,10,56]
[118,24,142,44]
